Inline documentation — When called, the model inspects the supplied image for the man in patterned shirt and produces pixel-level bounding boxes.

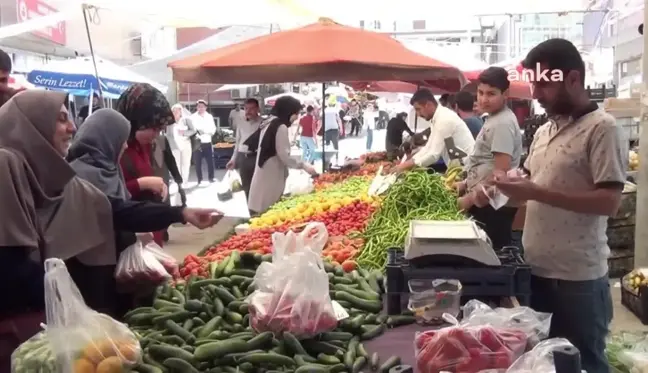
[494,38,626,373]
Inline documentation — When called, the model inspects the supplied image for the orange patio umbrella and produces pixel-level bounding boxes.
[345,81,433,94]
[169,18,465,92]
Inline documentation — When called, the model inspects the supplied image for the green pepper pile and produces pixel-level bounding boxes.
[357,170,464,270]
[125,251,415,373]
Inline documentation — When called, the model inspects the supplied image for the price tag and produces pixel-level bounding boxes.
[331,300,349,320]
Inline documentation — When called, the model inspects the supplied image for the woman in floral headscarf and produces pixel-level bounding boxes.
[116,83,175,246]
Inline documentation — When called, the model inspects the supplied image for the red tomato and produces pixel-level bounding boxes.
[341,260,357,272]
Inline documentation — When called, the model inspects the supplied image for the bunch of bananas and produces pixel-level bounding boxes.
[442,166,464,190]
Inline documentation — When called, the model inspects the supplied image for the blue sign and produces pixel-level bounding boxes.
[27,72,134,98]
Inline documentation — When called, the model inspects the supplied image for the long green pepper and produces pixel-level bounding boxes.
[357,170,464,270]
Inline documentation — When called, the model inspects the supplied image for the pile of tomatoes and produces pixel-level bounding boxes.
[178,200,377,280]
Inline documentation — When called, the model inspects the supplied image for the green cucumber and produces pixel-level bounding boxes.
[387,315,417,327]
[378,356,401,373]
[246,331,273,350]
[184,299,205,312]
[193,339,250,361]
[319,331,354,341]
[352,356,367,373]
[283,332,308,356]
[238,353,295,367]
[317,353,341,365]
[162,357,198,373]
[295,365,328,373]
[361,324,386,340]
[165,319,195,342]
[213,286,237,304]
[197,316,222,338]
[334,291,382,313]
[148,344,195,362]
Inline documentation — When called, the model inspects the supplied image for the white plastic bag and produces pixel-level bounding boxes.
[216,170,238,202]
[44,258,141,373]
[368,165,397,196]
[115,239,174,286]
[285,170,314,195]
[248,222,338,338]
[506,338,576,373]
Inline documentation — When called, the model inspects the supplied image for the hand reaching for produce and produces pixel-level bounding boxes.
[137,176,168,199]
[182,208,223,229]
[302,163,318,176]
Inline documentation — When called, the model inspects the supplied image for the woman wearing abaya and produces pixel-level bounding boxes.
[246,96,318,215]
[0,91,220,370]
[117,83,176,246]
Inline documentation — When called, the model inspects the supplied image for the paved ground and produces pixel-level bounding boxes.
[162,128,644,333]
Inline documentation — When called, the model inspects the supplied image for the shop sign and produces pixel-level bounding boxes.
[16,0,67,45]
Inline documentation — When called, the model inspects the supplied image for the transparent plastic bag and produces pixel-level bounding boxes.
[11,330,57,373]
[414,300,552,373]
[115,239,172,285]
[44,258,141,373]
[505,338,575,373]
[607,332,648,373]
[285,170,314,195]
[248,222,337,338]
[408,279,462,324]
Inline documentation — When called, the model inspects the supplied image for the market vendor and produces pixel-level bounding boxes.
[455,67,523,249]
[385,112,414,159]
[493,39,624,373]
[391,89,475,174]
[227,98,263,198]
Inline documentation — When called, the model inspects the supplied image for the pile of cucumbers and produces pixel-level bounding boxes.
[125,250,416,373]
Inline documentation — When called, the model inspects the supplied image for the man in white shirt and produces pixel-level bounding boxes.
[229,103,246,134]
[191,99,217,186]
[392,89,475,174]
[363,103,379,151]
[226,98,263,198]
[323,102,342,163]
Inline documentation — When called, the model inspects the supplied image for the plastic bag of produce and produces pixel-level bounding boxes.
[505,338,575,373]
[285,170,314,195]
[11,330,57,373]
[414,300,551,373]
[44,258,141,373]
[607,332,648,373]
[115,239,172,286]
[248,222,337,338]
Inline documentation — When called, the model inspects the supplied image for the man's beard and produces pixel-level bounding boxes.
[543,88,574,116]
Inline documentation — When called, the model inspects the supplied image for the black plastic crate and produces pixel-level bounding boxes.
[620,281,648,324]
[385,247,531,315]
[213,157,229,170]
[213,147,234,159]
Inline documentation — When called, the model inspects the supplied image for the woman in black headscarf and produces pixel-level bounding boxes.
[245,96,317,214]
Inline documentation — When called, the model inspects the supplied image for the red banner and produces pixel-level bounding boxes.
[16,0,66,45]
